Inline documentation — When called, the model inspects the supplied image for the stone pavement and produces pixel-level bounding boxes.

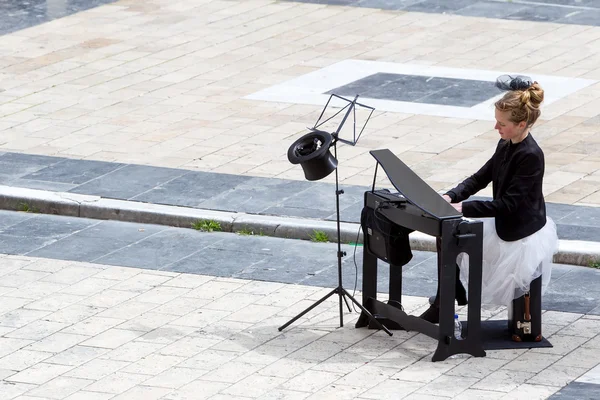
[1,0,600,206]
[0,211,600,399]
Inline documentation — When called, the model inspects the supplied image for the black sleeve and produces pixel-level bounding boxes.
[462,153,541,218]
[445,157,493,203]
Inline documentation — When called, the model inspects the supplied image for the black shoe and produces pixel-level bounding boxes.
[428,287,468,306]
[419,304,440,324]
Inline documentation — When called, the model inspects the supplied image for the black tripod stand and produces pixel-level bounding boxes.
[278,94,392,336]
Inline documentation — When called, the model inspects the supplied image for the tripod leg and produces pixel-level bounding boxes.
[342,293,352,312]
[341,288,392,336]
[278,287,338,332]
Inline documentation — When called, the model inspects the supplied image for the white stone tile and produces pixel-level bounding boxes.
[16,281,67,300]
[163,380,230,400]
[257,357,313,379]
[503,351,562,373]
[391,359,456,383]
[503,383,560,400]
[23,293,86,312]
[83,372,152,395]
[529,335,589,356]
[25,333,89,353]
[0,297,32,315]
[6,363,74,385]
[78,289,138,308]
[0,381,37,399]
[333,365,396,389]
[556,318,600,338]
[542,311,583,326]
[117,311,179,332]
[0,368,18,380]
[132,286,191,304]
[258,389,310,400]
[110,273,174,293]
[44,304,104,324]
[142,367,208,389]
[472,369,535,393]
[100,341,165,363]
[80,328,144,349]
[359,380,425,400]
[63,358,130,380]
[445,388,504,400]
[134,324,198,345]
[60,278,118,297]
[96,301,159,320]
[416,374,480,398]
[306,384,368,399]
[121,353,185,376]
[157,336,220,358]
[44,345,109,367]
[63,391,115,400]
[92,266,141,281]
[555,347,600,369]
[528,365,588,387]
[150,296,211,316]
[0,349,53,371]
[279,369,345,393]
[41,266,100,285]
[26,376,93,399]
[445,356,508,379]
[110,385,173,400]
[0,308,50,328]
[1,269,49,288]
[199,361,263,384]
[576,363,600,384]
[61,316,126,336]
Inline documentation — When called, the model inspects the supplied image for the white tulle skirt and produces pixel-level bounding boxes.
[458,217,558,306]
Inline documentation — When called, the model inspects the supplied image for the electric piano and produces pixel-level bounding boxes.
[355,149,486,361]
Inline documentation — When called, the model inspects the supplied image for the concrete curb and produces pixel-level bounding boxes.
[0,185,598,267]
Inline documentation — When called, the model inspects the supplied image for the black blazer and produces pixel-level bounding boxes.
[445,134,547,242]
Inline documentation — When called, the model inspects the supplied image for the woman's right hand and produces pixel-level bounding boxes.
[442,194,452,203]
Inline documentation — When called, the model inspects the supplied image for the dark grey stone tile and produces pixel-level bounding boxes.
[547,202,578,221]
[0,0,118,35]
[328,73,497,108]
[198,177,314,214]
[505,5,568,22]
[27,236,133,263]
[355,0,423,10]
[539,0,598,7]
[542,293,598,314]
[548,382,600,400]
[0,153,66,183]
[132,171,250,208]
[27,219,168,262]
[260,206,334,220]
[69,164,188,200]
[456,1,530,19]
[0,235,55,255]
[23,159,125,185]
[558,206,600,228]
[93,228,225,270]
[163,248,267,277]
[3,178,78,193]
[415,80,497,107]
[556,224,600,242]
[0,210,36,230]
[404,0,478,13]
[1,214,97,238]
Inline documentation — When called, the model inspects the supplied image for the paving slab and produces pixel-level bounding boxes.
[0,244,599,399]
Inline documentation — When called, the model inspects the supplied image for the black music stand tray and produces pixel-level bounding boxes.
[355,149,486,362]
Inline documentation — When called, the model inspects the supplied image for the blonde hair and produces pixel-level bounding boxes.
[494,82,544,127]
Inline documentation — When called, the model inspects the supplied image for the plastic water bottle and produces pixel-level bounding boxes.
[454,314,463,340]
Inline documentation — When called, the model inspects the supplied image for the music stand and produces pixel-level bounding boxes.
[278,94,391,336]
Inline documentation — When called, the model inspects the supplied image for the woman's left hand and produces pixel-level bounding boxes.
[452,202,463,213]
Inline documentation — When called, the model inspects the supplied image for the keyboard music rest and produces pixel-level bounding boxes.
[356,149,486,362]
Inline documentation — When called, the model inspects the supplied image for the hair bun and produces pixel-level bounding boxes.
[495,74,533,91]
